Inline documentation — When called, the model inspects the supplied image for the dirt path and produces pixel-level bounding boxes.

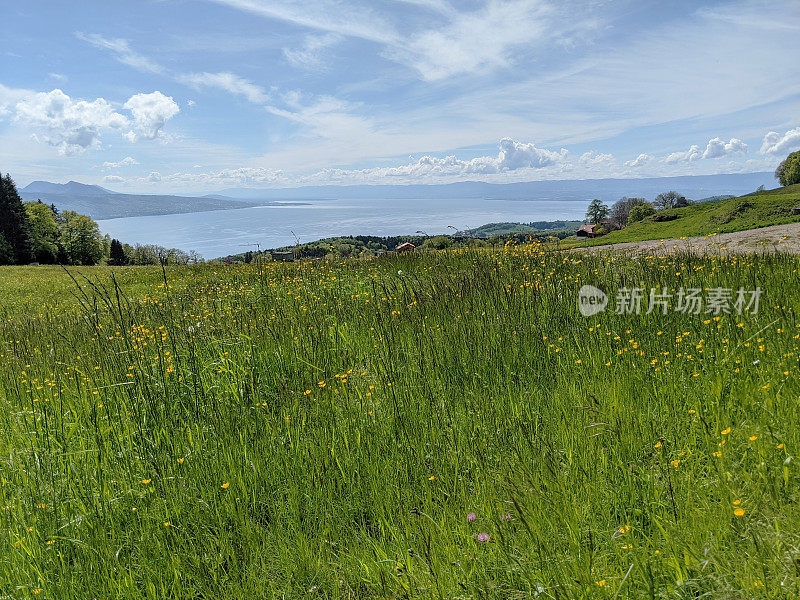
[574,222,800,255]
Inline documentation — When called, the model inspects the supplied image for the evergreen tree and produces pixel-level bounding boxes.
[109,238,128,266]
[0,174,34,264]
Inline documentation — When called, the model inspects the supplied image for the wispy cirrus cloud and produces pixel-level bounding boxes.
[282,33,343,69]
[178,72,271,104]
[206,0,398,44]
[75,32,166,74]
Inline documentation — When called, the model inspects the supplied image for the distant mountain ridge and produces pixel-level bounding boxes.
[215,172,775,202]
[20,181,262,220]
[19,172,776,221]
[23,180,116,196]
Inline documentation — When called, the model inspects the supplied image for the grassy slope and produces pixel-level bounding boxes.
[2,251,800,598]
[570,184,800,247]
[0,265,218,319]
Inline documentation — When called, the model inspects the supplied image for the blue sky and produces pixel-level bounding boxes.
[1,0,798,193]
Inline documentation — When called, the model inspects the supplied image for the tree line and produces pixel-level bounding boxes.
[585,191,692,227]
[584,151,800,228]
[0,174,202,266]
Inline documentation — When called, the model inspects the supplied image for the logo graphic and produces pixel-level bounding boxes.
[578,285,608,316]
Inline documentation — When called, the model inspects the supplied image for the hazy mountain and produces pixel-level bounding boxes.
[216,172,775,202]
[20,182,262,220]
[22,180,116,196]
[18,172,777,220]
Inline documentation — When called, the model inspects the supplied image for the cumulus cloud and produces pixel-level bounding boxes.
[122,92,180,142]
[103,175,125,184]
[664,137,748,164]
[107,167,287,188]
[579,150,614,166]
[702,137,747,159]
[624,153,651,168]
[760,127,800,155]
[303,138,567,182]
[178,72,270,104]
[496,138,568,170]
[103,156,139,169]
[15,89,128,154]
[12,89,179,152]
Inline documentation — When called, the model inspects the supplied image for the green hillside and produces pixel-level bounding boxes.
[577,184,800,246]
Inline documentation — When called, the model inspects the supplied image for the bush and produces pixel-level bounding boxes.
[423,236,452,250]
[627,203,656,224]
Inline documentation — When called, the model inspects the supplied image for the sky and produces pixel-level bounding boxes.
[1,0,799,194]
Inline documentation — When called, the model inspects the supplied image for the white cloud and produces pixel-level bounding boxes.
[76,33,166,74]
[109,167,287,188]
[388,0,556,80]
[624,153,651,168]
[760,127,800,155]
[103,156,139,169]
[10,88,179,153]
[702,137,747,159]
[664,137,748,164]
[579,150,614,167]
[212,0,601,81]
[178,72,270,104]
[496,138,567,170]
[47,73,67,82]
[103,175,125,183]
[206,0,398,45]
[283,33,343,69]
[122,92,180,142]
[663,145,702,164]
[0,84,33,117]
[303,138,566,182]
[15,89,128,155]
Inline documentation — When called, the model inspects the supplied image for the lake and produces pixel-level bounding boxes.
[98,197,588,258]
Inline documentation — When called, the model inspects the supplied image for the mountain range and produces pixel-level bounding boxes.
[216,172,776,201]
[20,172,777,221]
[20,181,260,220]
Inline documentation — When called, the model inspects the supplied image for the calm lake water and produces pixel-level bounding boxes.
[98,197,588,258]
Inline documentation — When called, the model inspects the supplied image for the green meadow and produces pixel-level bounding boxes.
[570,184,800,247]
[1,246,800,598]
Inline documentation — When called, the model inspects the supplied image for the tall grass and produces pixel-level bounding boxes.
[1,246,799,598]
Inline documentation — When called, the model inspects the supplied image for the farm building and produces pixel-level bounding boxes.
[396,242,415,252]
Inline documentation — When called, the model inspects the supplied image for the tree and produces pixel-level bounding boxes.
[775,151,800,187]
[609,197,647,226]
[628,202,656,224]
[423,235,452,250]
[59,211,103,265]
[0,174,34,264]
[585,199,609,224]
[109,238,128,266]
[25,201,59,263]
[653,191,692,210]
